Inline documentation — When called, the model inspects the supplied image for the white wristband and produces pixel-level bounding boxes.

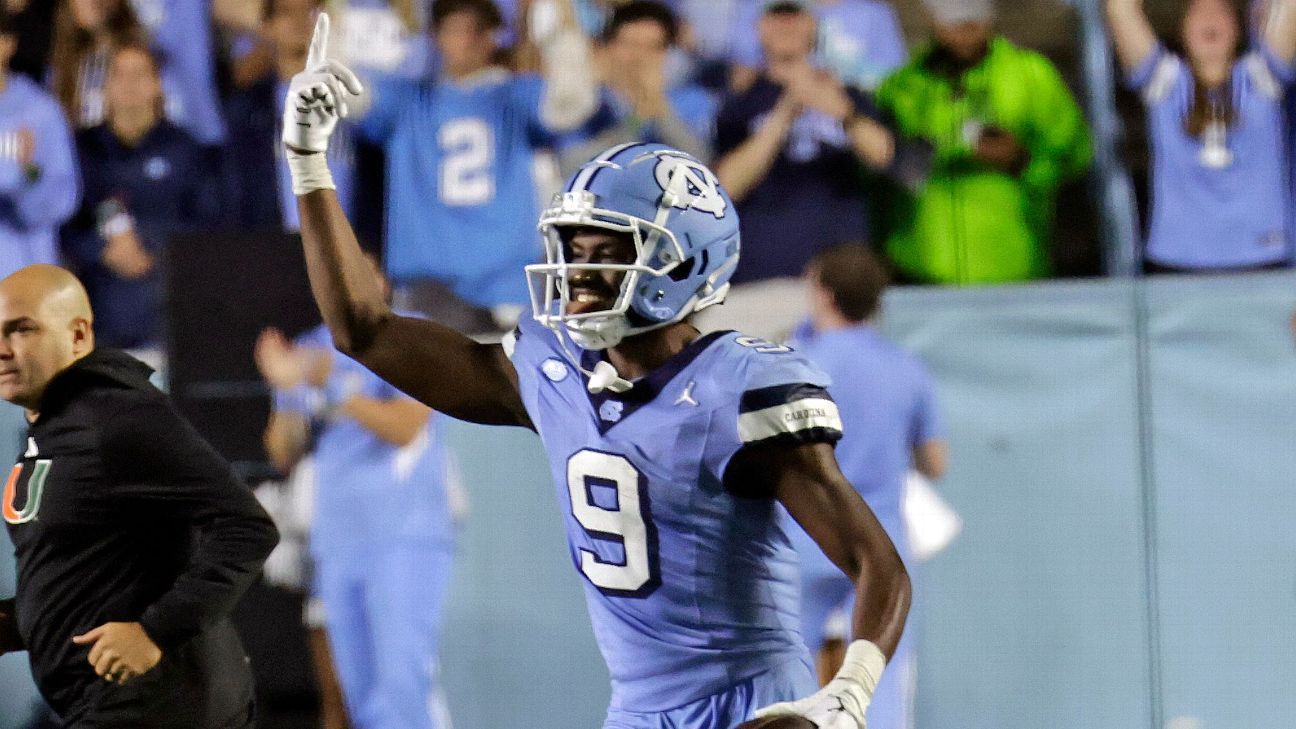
[840,639,887,700]
[286,148,335,196]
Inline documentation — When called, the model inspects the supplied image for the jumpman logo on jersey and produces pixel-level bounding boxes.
[674,381,699,407]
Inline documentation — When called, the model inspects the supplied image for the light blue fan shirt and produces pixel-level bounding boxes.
[1130,44,1295,269]
[356,70,558,308]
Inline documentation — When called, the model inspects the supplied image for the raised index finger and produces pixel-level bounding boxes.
[306,12,330,69]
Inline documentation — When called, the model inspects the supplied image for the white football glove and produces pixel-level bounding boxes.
[753,640,886,729]
[282,12,362,155]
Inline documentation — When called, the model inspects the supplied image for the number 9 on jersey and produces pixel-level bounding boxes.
[566,450,660,597]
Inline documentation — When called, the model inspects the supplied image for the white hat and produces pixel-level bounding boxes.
[924,0,995,24]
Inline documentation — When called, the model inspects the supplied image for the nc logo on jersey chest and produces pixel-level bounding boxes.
[3,460,52,525]
[598,400,624,423]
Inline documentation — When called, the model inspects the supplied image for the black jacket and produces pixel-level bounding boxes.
[1,349,278,727]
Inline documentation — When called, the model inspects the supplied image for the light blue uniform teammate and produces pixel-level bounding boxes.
[267,318,458,729]
[281,21,914,723]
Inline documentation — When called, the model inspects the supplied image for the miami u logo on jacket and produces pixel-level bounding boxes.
[3,461,51,525]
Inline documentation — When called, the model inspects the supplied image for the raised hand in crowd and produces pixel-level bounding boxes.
[782,61,853,122]
[12,126,32,169]
[254,327,331,391]
[96,204,154,281]
[783,61,896,170]
[624,46,670,120]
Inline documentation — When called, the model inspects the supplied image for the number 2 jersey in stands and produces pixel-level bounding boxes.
[503,315,843,712]
[356,72,567,309]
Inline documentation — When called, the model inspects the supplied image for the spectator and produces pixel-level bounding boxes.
[0,6,79,280]
[729,0,908,92]
[256,260,462,729]
[225,0,358,232]
[48,0,218,145]
[1109,0,1296,272]
[48,0,146,128]
[713,1,914,284]
[61,42,215,359]
[558,0,714,175]
[354,0,597,326]
[129,0,227,145]
[787,243,946,729]
[874,0,1092,284]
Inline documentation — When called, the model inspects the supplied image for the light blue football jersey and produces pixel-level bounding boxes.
[505,317,843,712]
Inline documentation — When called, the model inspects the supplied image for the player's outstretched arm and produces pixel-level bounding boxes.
[734,442,910,727]
[285,14,530,428]
[297,192,530,427]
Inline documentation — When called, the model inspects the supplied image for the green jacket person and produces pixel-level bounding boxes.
[876,0,1092,284]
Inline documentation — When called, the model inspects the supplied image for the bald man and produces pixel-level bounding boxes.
[0,265,278,728]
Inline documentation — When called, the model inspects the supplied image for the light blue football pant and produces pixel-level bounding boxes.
[799,571,915,729]
[602,655,818,729]
[314,545,455,729]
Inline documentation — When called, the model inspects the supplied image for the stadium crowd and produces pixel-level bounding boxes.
[1,0,1292,357]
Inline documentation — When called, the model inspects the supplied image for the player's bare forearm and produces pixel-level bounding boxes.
[297,189,389,353]
[773,443,911,657]
[296,190,531,427]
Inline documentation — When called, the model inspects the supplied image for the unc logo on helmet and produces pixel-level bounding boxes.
[654,155,727,219]
[526,143,742,357]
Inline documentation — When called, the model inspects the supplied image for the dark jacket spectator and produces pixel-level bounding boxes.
[61,44,215,350]
[714,2,911,284]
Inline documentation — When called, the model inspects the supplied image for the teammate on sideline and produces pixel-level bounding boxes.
[283,15,910,729]
[789,244,948,729]
[0,265,278,728]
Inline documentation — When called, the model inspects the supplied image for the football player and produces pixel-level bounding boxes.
[281,15,910,729]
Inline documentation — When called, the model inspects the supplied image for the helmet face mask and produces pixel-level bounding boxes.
[525,144,740,352]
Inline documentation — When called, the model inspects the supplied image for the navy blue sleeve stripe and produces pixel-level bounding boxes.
[739,383,833,414]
